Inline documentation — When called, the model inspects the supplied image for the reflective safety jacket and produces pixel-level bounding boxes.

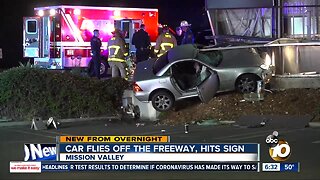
[154,32,177,57]
[107,36,128,62]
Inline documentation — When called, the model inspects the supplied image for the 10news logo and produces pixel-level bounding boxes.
[265,131,291,161]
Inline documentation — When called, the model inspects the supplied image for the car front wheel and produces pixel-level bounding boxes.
[151,91,174,112]
[236,74,259,93]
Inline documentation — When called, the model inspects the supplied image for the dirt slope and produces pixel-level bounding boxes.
[161,89,320,125]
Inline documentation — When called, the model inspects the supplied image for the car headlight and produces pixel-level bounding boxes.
[265,54,272,66]
[260,54,272,70]
[260,64,269,70]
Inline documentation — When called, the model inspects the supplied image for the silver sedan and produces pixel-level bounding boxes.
[133,44,272,112]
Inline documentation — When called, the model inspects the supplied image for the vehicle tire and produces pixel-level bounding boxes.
[99,59,109,78]
[88,58,109,78]
[151,91,174,112]
[235,74,260,93]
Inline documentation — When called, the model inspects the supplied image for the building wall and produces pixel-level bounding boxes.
[207,0,320,39]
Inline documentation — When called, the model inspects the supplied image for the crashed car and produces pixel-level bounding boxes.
[133,44,272,112]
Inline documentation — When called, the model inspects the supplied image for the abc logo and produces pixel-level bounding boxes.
[265,131,291,161]
[265,135,278,147]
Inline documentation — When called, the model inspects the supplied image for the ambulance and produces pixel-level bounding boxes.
[23,5,158,76]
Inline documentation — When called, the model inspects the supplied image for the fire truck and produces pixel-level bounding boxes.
[23,5,158,76]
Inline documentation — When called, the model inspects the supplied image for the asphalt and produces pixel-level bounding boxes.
[0,117,320,180]
[1,114,319,127]
[0,116,121,127]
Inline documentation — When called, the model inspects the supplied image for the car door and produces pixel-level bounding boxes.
[196,68,219,103]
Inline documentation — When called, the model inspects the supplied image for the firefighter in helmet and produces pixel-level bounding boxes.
[107,29,128,79]
[180,20,194,45]
[154,25,177,57]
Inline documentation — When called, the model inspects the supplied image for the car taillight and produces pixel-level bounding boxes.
[133,83,143,92]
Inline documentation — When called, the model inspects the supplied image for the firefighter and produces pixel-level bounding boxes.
[154,25,177,57]
[90,29,102,79]
[180,20,194,45]
[107,29,128,79]
[132,24,151,63]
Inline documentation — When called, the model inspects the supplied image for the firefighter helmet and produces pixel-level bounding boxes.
[111,28,122,36]
[180,20,191,27]
[162,24,169,31]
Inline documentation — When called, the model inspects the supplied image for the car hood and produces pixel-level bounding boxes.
[133,59,157,81]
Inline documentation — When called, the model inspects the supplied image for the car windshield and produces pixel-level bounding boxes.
[152,44,198,75]
[152,52,169,74]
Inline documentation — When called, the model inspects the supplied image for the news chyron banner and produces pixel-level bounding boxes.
[59,143,259,162]
[10,135,260,173]
[10,132,300,173]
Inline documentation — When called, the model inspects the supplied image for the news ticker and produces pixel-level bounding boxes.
[10,162,300,173]
[10,162,260,173]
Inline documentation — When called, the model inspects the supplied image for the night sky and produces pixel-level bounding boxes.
[0,0,208,68]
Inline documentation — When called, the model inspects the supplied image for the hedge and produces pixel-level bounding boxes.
[0,67,129,121]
